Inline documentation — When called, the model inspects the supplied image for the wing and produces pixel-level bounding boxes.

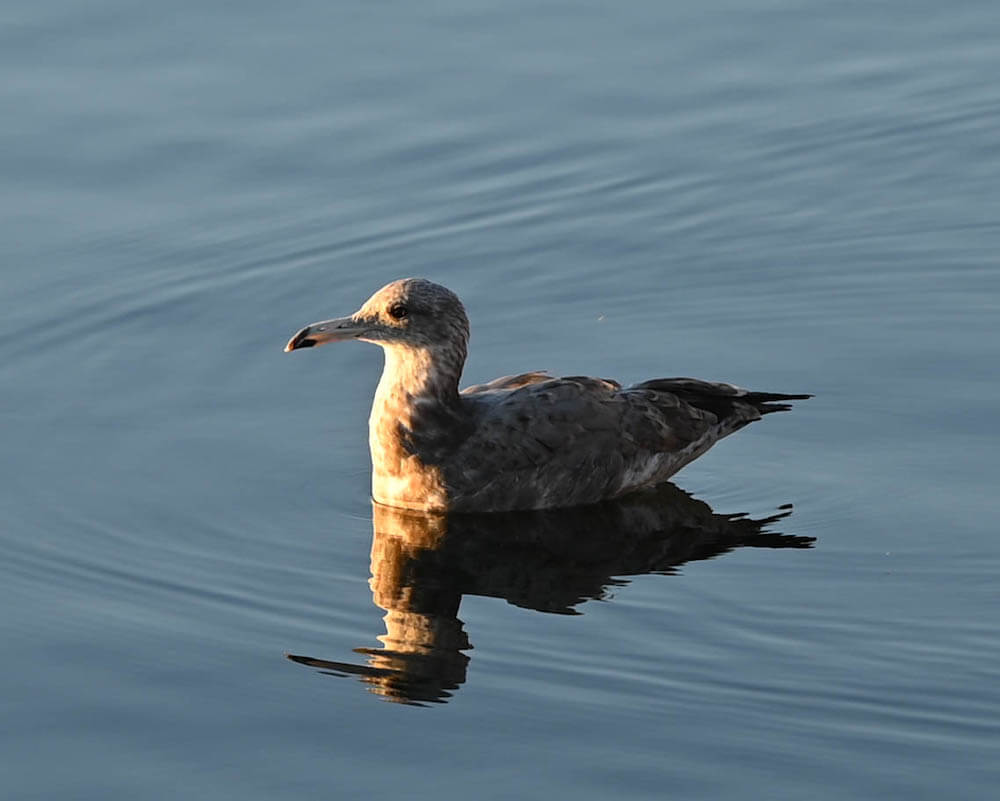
[448,376,719,509]
[629,377,812,418]
[461,371,554,394]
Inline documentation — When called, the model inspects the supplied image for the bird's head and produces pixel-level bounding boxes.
[284,278,470,354]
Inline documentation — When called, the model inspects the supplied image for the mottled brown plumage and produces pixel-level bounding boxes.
[285,278,809,512]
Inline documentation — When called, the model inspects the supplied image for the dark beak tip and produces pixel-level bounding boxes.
[284,331,317,352]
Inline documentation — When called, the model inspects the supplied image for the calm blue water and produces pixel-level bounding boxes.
[3,0,999,798]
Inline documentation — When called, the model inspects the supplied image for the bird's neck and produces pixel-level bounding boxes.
[368,344,467,510]
[373,344,463,412]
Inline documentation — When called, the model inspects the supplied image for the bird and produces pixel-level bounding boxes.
[284,278,810,513]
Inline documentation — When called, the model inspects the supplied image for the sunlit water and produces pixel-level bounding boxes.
[2,1,998,798]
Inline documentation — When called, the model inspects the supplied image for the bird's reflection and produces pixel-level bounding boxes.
[287,483,814,705]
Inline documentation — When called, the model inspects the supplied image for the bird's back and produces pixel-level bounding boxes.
[443,373,807,512]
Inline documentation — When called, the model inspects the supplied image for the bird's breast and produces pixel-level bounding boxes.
[368,392,456,511]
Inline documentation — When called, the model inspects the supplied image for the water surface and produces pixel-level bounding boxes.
[2,1,998,798]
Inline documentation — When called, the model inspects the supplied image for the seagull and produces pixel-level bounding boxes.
[285,278,809,513]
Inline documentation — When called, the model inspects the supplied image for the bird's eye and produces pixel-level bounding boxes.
[388,303,408,320]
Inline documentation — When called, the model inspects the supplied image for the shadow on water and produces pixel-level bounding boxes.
[287,483,814,706]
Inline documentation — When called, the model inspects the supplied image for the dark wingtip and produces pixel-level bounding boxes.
[749,392,812,415]
[747,392,813,402]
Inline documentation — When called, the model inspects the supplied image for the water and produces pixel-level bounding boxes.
[2,0,998,797]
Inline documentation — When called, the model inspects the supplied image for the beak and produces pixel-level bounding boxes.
[284,316,368,352]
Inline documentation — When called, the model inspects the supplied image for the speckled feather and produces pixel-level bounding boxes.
[285,278,810,513]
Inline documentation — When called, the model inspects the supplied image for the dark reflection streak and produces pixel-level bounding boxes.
[287,482,814,705]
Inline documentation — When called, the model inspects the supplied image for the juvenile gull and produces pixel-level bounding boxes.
[285,278,810,513]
